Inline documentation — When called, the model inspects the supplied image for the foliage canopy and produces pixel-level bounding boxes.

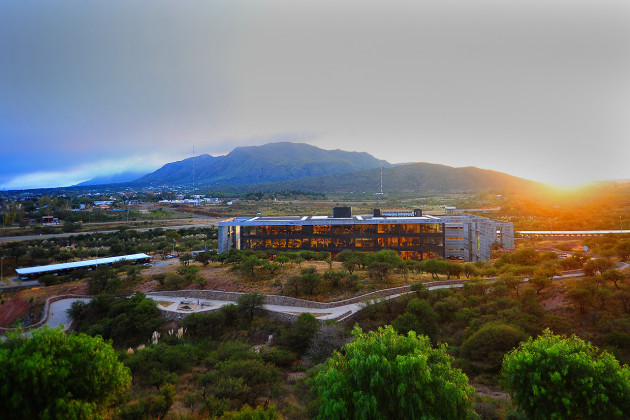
[0,327,131,420]
[313,325,475,420]
[502,329,630,419]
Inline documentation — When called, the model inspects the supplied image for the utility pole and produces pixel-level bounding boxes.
[380,163,383,195]
[1,257,4,284]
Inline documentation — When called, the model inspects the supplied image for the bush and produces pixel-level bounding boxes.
[262,347,295,368]
[460,323,528,370]
[305,323,350,364]
[281,313,319,354]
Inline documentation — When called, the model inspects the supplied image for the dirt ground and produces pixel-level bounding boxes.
[0,280,88,327]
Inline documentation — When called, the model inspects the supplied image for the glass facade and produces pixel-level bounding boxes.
[241,222,444,260]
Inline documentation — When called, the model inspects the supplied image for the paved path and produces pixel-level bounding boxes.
[46,298,90,330]
[40,282,467,329]
[25,260,630,331]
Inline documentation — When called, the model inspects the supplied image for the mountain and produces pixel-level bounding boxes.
[248,162,541,194]
[76,171,148,186]
[133,142,390,186]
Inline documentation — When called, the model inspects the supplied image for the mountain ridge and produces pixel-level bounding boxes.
[132,142,390,187]
[73,142,539,194]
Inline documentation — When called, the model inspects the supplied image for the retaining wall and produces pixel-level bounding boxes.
[0,294,91,333]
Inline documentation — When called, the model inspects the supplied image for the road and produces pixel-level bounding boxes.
[31,282,467,330]
[0,222,225,243]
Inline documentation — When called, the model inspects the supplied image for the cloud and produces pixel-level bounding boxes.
[0,154,167,190]
[1,0,630,188]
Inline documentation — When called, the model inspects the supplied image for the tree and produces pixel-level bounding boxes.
[367,262,392,282]
[392,298,439,340]
[614,241,630,262]
[237,292,266,323]
[179,252,193,266]
[281,312,320,354]
[195,251,214,267]
[337,250,361,274]
[0,327,131,419]
[502,329,630,419]
[183,311,227,340]
[306,323,350,364]
[603,269,625,290]
[566,278,596,314]
[444,261,462,280]
[219,404,280,420]
[285,275,301,297]
[323,270,346,289]
[460,323,528,370]
[313,326,476,419]
[499,273,523,297]
[422,258,445,280]
[584,257,616,276]
[529,274,551,295]
[239,256,264,279]
[298,267,321,295]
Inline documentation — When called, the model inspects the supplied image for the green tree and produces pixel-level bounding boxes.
[240,256,265,279]
[219,404,280,420]
[237,292,266,323]
[392,298,439,340]
[529,274,552,295]
[0,327,131,419]
[299,268,322,295]
[422,259,445,280]
[182,311,227,340]
[195,251,214,267]
[179,252,193,266]
[603,269,625,290]
[323,270,346,289]
[502,329,630,419]
[313,325,475,419]
[460,323,528,370]
[566,278,596,314]
[337,250,361,274]
[281,312,320,354]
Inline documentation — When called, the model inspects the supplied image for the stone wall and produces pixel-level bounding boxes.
[147,280,466,311]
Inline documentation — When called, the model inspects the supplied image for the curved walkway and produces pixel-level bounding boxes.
[145,281,465,323]
[6,259,628,333]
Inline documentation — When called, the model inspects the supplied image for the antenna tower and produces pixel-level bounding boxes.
[192,145,195,204]
[380,163,383,195]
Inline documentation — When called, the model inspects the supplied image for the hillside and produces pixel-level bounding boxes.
[133,142,390,187]
[249,162,541,194]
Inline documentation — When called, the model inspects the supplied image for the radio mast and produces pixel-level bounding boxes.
[380,162,383,195]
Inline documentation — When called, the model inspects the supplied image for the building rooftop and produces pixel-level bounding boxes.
[222,214,443,225]
[15,253,151,276]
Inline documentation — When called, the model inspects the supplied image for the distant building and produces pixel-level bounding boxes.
[15,253,152,281]
[41,216,58,224]
[219,207,514,262]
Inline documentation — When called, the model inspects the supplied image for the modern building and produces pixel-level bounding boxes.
[219,208,513,262]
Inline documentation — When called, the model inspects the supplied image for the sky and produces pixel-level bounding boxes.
[1,0,630,189]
